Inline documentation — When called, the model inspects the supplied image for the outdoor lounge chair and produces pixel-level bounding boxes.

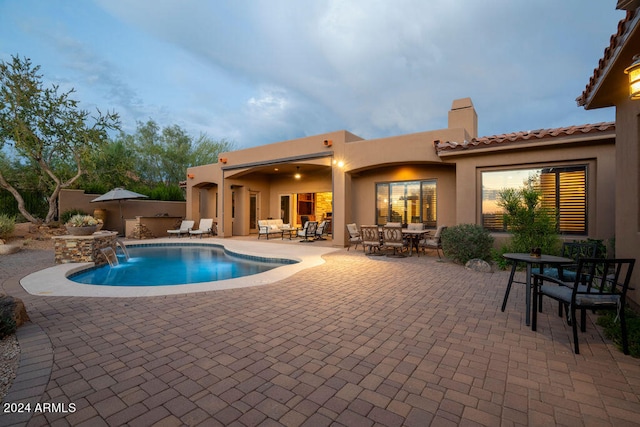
[189,218,215,238]
[346,223,362,251]
[297,221,318,242]
[167,220,194,237]
[418,225,447,258]
[315,220,328,240]
[532,258,635,355]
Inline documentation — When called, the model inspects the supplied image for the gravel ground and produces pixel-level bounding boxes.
[0,334,19,401]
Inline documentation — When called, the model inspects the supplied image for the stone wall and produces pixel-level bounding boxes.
[53,232,118,266]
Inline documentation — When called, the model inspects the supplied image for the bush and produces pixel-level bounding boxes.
[0,297,17,339]
[0,213,16,239]
[60,209,87,225]
[596,307,640,358]
[441,223,494,265]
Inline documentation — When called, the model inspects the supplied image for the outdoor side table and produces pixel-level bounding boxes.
[501,253,573,326]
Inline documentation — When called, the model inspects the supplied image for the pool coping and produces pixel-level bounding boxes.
[20,238,340,297]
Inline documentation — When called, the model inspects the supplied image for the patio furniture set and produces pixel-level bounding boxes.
[500,241,636,355]
[257,219,330,242]
[167,219,216,238]
[346,223,447,258]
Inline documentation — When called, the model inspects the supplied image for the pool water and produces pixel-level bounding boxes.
[70,244,295,286]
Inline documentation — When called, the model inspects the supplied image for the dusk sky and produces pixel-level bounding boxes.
[0,1,625,149]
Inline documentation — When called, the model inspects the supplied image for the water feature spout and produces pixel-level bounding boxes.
[116,240,130,260]
[100,247,119,267]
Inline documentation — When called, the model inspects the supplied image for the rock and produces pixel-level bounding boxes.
[465,258,493,273]
[0,295,29,328]
[0,245,21,255]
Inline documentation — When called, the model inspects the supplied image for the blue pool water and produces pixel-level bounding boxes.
[70,244,296,286]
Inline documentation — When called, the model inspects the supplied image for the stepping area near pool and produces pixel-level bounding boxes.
[2,237,640,426]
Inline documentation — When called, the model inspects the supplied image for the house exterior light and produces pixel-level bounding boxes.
[624,54,640,100]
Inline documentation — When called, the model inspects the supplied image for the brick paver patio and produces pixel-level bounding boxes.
[1,241,639,426]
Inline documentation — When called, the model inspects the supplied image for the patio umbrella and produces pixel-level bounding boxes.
[91,188,148,235]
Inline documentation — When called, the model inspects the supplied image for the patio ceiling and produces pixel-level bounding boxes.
[224,158,331,179]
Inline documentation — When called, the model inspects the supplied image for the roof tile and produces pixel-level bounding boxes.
[435,122,615,153]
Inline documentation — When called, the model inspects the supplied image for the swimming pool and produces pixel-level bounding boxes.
[70,244,297,286]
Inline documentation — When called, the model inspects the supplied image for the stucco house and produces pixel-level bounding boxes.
[186,3,638,305]
[186,97,615,246]
[576,1,640,307]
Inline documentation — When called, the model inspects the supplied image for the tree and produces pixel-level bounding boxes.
[131,119,235,186]
[0,55,119,224]
[497,175,559,255]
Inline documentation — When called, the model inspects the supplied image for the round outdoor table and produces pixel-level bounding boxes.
[501,253,573,326]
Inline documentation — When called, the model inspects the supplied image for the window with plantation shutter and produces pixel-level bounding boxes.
[482,165,587,235]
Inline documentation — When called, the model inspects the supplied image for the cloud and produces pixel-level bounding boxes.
[4,0,621,148]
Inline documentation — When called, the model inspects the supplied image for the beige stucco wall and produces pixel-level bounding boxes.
[446,139,616,243]
[615,97,640,306]
[349,164,456,228]
[59,189,186,235]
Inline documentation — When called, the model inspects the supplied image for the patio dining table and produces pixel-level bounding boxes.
[401,228,431,256]
[501,252,573,326]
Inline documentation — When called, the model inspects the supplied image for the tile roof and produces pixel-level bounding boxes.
[576,9,638,107]
[434,122,615,154]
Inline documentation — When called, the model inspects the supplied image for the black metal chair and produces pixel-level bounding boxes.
[532,258,635,355]
[540,241,599,317]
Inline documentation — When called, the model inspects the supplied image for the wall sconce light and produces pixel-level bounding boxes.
[219,157,228,164]
[323,139,332,147]
[294,166,301,179]
[187,173,195,179]
[625,54,640,100]
[332,159,345,168]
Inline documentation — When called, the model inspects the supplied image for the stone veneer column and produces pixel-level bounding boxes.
[53,232,118,266]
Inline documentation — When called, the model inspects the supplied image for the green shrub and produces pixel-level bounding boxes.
[441,223,494,265]
[0,213,16,239]
[596,307,640,358]
[0,297,17,339]
[60,209,87,225]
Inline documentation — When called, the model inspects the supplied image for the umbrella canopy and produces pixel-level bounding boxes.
[91,188,149,235]
[91,188,149,203]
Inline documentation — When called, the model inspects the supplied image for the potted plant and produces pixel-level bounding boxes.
[65,214,99,236]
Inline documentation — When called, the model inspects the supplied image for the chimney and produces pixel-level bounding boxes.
[448,98,478,139]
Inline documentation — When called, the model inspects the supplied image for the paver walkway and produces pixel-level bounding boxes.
[1,243,639,426]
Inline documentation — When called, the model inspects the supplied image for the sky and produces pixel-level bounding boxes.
[0,0,626,149]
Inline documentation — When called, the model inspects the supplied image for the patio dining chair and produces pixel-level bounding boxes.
[361,225,383,255]
[346,223,362,251]
[532,258,635,355]
[419,225,447,258]
[167,220,194,238]
[540,240,599,317]
[297,221,318,242]
[382,225,408,257]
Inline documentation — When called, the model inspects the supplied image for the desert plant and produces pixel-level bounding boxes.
[496,177,559,256]
[0,213,16,239]
[441,223,494,264]
[65,214,98,227]
[60,209,87,225]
